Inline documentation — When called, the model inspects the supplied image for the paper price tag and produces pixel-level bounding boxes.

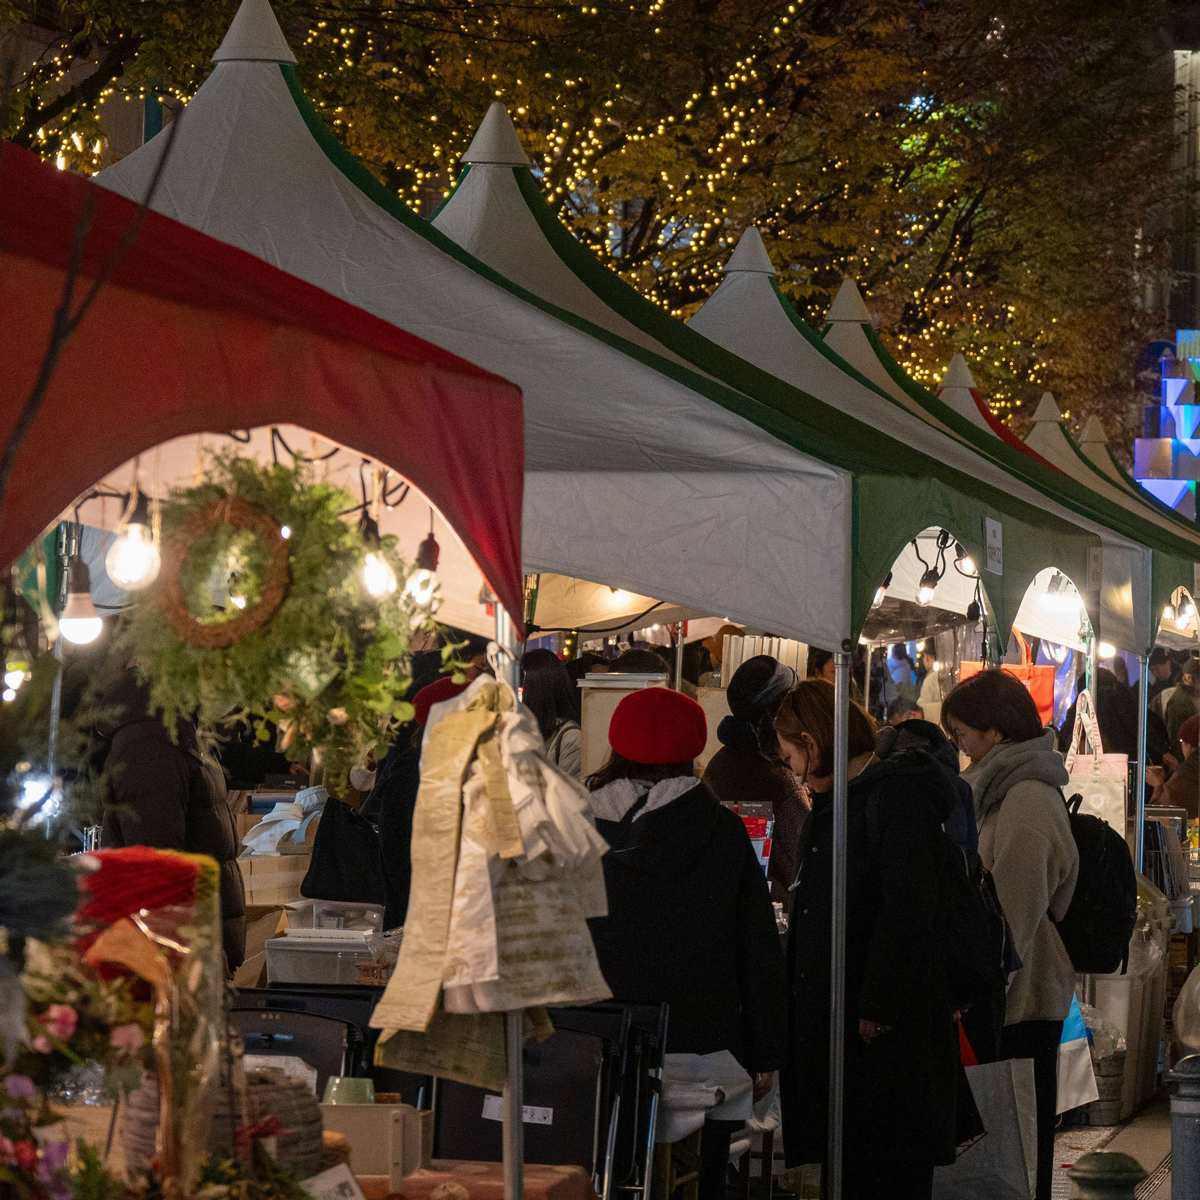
[481,1094,554,1126]
[984,518,1003,575]
[302,1163,366,1200]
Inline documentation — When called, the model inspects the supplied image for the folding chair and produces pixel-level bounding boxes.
[608,1003,669,1200]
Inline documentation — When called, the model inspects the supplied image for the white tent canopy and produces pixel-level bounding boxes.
[689,235,1153,652]
[96,0,851,648]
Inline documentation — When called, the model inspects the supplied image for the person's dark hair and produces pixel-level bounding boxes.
[586,752,694,791]
[610,648,670,675]
[719,655,796,756]
[774,679,876,777]
[1150,647,1171,667]
[807,648,833,678]
[887,696,923,723]
[941,668,1043,744]
[520,648,580,739]
[565,651,607,685]
[1185,656,1200,685]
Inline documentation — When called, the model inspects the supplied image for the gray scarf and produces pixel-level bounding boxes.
[962,729,1069,823]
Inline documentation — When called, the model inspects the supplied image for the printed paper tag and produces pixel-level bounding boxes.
[984,518,1003,575]
[302,1163,366,1200]
[481,1093,554,1126]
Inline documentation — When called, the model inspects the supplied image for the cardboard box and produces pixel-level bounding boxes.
[233,907,287,988]
[319,1103,432,1191]
[238,853,311,907]
[392,1161,597,1199]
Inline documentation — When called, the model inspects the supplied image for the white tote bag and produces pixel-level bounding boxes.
[932,1058,1037,1199]
[1064,689,1129,835]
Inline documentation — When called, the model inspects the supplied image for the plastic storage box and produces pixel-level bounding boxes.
[286,898,384,933]
[266,932,380,985]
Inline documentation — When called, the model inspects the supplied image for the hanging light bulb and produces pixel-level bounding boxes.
[954,542,977,577]
[3,667,25,691]
[405,516,441,606]
[363,551,398,598]
[104,491,160,590]
[1178,598,1196,630]
[1163,602,1178,626]
[1097,641,1117,660]
[873,571,893,608]
[59,557,102,645]
[356,514,397,599]
[917,567,939,607]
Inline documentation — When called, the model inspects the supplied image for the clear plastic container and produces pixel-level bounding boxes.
[265,934,380,985]
[285,898,384,933]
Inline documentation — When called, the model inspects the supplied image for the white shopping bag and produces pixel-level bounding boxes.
[932,1058,1037,1199]
[1065,689,1128,834]
[1058,994,1100,1114]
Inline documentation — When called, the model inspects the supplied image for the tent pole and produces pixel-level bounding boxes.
[862,643,871,718]
[1136,653,1149,874]
[493,603,524,1200]
[674,622,685,690]
[828,647,850,1200]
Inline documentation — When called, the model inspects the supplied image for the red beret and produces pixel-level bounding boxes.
[609,687,707,765]
[413,675,469,726]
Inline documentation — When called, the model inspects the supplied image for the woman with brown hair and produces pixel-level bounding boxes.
[774,680,960,1199]
[941,668,1078,1200]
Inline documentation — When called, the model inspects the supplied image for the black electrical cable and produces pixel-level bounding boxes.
[271,426,340,464]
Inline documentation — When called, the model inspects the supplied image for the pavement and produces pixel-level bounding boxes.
[1052,1099,1173,1198]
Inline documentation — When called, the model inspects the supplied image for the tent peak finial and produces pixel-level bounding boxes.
[212,0,297,64]
[1079,414,1109,446]
[461,101,531,167]
[826,277,871,324]
[942,352,977,391]
[723,228,775,276]
[1031,391,1062,424]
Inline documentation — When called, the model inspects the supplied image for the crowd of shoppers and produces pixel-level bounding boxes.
[570,646,1107,1200]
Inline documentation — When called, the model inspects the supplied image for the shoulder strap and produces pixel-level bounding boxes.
[1058,787,1084,817]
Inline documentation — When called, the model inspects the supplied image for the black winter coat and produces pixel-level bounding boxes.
[588,781,787,1072]
[702,746,809,900]
[782,751,959,1168]
[101,715,246,970]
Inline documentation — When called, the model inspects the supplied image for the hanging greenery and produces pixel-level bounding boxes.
[124,454,436,795]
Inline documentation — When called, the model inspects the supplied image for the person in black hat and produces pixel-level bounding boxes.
[702,655,808,898]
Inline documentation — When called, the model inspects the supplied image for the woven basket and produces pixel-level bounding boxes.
[122,1065,324,1178]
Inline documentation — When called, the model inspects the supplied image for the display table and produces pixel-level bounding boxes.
[359,1161,597,1199]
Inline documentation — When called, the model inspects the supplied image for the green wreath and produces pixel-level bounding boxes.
[125,454,436,795]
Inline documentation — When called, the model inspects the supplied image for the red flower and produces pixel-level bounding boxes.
[13,1140,37,1171]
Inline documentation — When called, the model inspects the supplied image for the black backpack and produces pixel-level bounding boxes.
[1053,792,1138,975]
[942,839,1014,1010]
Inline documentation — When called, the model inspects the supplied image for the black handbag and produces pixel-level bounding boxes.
[300,798,387,905]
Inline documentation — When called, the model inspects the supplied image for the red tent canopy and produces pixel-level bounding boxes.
[0,142,524,631]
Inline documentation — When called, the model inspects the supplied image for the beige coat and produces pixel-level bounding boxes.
[965,731,1079,1025]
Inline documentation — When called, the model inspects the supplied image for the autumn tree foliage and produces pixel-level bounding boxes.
[0,0,1182,432]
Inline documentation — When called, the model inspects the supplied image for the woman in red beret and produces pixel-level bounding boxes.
[586,687,786,1200]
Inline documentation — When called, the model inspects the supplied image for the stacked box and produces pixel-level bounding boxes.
[237,853,311,907]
